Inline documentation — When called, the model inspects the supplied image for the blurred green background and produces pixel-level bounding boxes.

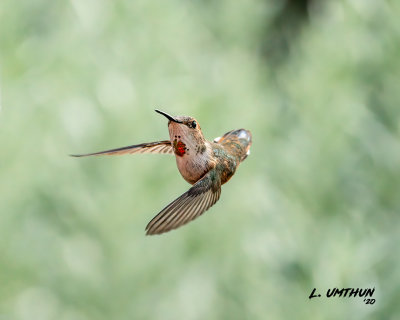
[1,0,399,319]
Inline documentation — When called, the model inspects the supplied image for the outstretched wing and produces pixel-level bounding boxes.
[146,169,222,235]
[70,140,173,157]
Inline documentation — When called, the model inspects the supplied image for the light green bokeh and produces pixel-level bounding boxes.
[1,0,399,319]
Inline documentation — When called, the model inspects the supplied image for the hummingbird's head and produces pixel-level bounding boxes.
[155,109,206,157]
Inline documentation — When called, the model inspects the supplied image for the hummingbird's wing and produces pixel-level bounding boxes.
[70,140,173,157]
[146,169,222,235]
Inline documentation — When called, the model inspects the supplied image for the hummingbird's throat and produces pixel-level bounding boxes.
[173,139,187,157]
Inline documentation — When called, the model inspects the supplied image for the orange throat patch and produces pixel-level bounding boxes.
[174,140,186,157]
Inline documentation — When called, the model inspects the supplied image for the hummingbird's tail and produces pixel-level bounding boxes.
[215,129,252,162]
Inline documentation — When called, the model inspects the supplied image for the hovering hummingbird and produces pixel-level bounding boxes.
[71,110,252,235]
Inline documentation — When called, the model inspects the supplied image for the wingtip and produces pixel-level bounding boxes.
[145,225,167,236]
[145,229,157,236]
[145,224,155,236]
[69,154,84,157]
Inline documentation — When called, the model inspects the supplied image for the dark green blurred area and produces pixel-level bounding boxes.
[1,0,399,319]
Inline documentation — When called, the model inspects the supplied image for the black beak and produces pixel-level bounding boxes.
[155,109,183,123]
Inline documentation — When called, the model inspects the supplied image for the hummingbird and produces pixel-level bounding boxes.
[71,110,252,235]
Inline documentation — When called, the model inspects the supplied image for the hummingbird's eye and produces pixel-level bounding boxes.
[191,121,197,129]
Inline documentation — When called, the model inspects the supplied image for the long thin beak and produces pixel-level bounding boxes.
[155,109,183,123]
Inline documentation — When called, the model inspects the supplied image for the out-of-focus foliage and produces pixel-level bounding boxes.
[0,0,399,319]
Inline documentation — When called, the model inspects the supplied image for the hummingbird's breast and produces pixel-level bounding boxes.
[176,144,214,184]
[170,136,214,184]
